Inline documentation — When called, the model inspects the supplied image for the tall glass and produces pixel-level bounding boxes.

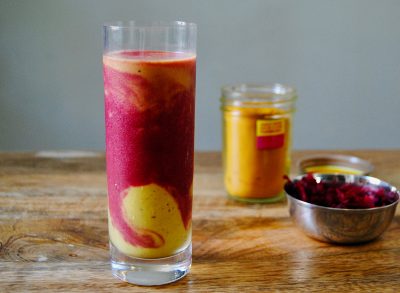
[103,21,196,285]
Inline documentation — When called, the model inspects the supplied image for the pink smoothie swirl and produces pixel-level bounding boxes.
[103,51,196,248]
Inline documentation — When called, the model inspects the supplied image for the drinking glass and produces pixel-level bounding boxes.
[103,21,196,285]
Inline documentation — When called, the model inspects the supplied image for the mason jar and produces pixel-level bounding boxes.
[221,84,297,203]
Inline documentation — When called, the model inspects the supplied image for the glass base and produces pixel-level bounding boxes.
[228,191,286,203]
[110,242,192,286]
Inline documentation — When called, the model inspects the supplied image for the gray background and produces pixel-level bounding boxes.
[1,0,399,151]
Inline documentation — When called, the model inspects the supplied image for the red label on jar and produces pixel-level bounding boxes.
[256,119,285,149]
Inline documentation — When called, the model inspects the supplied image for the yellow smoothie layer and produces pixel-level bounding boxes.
[109,183,191,259]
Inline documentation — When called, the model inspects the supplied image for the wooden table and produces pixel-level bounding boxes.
[0,150,399,292]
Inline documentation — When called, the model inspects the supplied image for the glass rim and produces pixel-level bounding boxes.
[221,83,297,103]
[103,20,197,30]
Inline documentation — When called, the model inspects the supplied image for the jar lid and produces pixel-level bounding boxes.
[297,154,374,175]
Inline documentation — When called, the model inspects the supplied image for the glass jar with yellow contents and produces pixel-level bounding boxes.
[221,84,297,203]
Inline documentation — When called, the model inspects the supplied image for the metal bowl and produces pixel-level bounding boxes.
[285,174,399,244]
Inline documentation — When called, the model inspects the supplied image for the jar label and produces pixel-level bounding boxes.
[256,119,285,149]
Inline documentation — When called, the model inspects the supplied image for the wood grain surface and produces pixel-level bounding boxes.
[0,150,399,292]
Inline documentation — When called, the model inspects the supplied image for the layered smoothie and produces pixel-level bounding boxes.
[103,50,196,259]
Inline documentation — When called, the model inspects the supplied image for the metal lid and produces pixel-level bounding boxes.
[297,154,374,175]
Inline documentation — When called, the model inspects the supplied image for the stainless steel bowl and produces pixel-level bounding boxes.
[285,174,399,244]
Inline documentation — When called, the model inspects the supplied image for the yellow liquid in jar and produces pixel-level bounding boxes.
[304,165,364,175]
[222,106,292,201]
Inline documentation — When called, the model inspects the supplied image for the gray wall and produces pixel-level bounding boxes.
[1,0,399,151]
